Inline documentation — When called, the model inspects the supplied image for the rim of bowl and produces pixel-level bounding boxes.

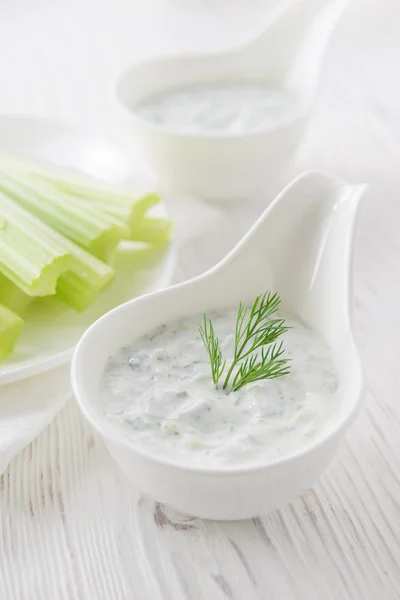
[71,284,365,477]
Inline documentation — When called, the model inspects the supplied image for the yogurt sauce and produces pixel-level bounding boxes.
[101,308,340,468]
[135,82,299,135]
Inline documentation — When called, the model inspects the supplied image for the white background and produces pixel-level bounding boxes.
[1,0,400,598]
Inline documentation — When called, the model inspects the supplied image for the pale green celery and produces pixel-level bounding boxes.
[0,193,72,296]
[0,273,32,316]
[0,154,172,249]
[33,215,115,311]
[108,242,169,295]
[0,173,130,261]
[83,193,173,244]
[0,303,24,360]
[56,248,114,311]
[30,174,173,247]
[0,154,172,242]
[0,191,113,310]
[0,153,159,215]
[81,193,161,231]
[130,217,173,245]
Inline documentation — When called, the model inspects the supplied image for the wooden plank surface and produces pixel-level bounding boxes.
[1,0,400,598]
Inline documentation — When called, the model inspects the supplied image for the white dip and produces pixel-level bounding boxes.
[135,83,298,135]
[101,308,339,468]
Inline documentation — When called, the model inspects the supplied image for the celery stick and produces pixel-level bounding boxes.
[30,172,173,246]
[0,191,113,309]
[0,173,130,261]
[28,215,115,311]
[0,154,172,249]
[0,154,159,216]
[130,217,173,245]
[0,273,32,316]
[25,164,157,212]
[56,248,114,311]
[0,155,171,246]
[0,193,72,296]
[1,156,171,243]
[0,303,23,360]
[78,193,173,245]
[81,193,161,231]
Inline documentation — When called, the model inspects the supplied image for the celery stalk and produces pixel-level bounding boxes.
[29,172,174,246]
[0,192,113,309]
[0,173,130,261]
[29,215,115,311]
[56,248,114,311]
[0,193,72,296]
[24,164,158,214]
[130,217,173,245]
[0,303,24,360]
[0,273,32,316]
[0,153,158,214]
[33,175,164,238]
[0,154,173,246]
[80,193,161,231]
[77,193,174,245]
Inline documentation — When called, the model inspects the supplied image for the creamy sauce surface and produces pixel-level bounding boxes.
[101,308,340,468]
[136,83,298,135]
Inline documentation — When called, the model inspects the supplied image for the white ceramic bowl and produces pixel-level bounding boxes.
[115,0,347,201]
[72,172,365,520]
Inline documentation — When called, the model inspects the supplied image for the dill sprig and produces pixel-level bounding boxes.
[199,292,291,393]
[231,340,291,391]
[199,314,226,387]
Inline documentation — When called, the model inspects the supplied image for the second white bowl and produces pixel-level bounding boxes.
[115,0,347,201]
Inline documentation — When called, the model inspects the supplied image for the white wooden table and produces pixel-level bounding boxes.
[1,0,400,598]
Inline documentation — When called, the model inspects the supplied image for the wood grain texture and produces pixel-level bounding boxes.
[1,0,400,598]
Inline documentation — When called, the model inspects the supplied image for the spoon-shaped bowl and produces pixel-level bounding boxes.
[115,0,348,201]
[72,171,366,520]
